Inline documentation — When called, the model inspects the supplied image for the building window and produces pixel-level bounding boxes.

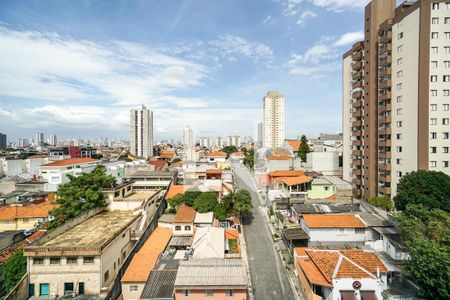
[444,132,450,139]
[444,161,449,168]
[431,104,437,111]
[183,290,191,296]
[225,290,235,297]
[431,90,438,96]
[397,159,402,165]
[444,104,449,111]
[397,45,403,53]
[445,61,450,68]
[130,285,138,292]
[175,225,181,231]
[50,257,60,265]
[397,83,403,90]
[397,133,402,140]
[444,75,450,82]
[396,171,402,178]
[397,108,402,115]
[397,95,403,102]
[432,47,438,54]
[443,118,450,125]
[433,3,439,9]
[83,257,94,264]
[431,132,437,139]
[33,258,44,265]
[205,290,214,296]
[430,161,437,168]
[397,146,402,153]
[431,32,439,39]
[67,257,78,265]
[104,270,109,282]
[431,75,438,82]
[397,121,402,128]
[445,17,450,24]
[444,90,450,96]
[432,17,439,24]
[339,228,345,233]
[184,225,191,231]
[444,147,449,154]
[397,70,403,78]
[431,147,437,153]
[445,47,450,54]
[397,32,403,39]
[397,57,403,65]
[446,32,450,39]
[431,118,437,125]
[355,228,365,234]
[431,61,438,68]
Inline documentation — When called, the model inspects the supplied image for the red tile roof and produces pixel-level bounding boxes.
[206,151,227,157]
[166,185,194,199]
[286,139,301,150]
[267,155,293,160]
[225,229,239,240]
[42,158,98,167]
[28,154,48,159]
[0,203,53,221]
[269,170,305,177]
[148,160,167,171]
[275,176,312,186]
[174,205,196,223]
[206,169,222,174]
[303,214,366,228]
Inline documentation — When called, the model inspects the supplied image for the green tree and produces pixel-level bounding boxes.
[393,170,450,212]
[2,249,26,293]
[243,150,255,169]
[167,194,185,209]
[234,189,253,217]
[368,195,393,211]
[47,165,116,230]
[222,145,237,156]
[213,203,228,221]
[183,190,202,206]
[193,192,218,213]
[297,135,310,162]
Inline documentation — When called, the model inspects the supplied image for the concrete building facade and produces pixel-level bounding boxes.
[130,105,153,158]
[263,91,285,149]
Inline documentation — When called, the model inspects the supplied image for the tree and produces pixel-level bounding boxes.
[183,191,202,206]
[234,189,253,217]
[2,249,26,293]
[213,203,228,221]
[222,145,237,156]
[393,170,450,212]
[297,135,310,162]
[193,192,218,213]
[368,195,393,211]
[47,166,116,230]
[243,150,255,169]
[396,205,450,299]
[167,194,185,209]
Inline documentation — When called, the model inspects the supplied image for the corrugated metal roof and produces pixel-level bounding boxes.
[140,270,178,300]
[174,259,247,287]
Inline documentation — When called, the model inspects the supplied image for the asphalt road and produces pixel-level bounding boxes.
[233,162,296,300]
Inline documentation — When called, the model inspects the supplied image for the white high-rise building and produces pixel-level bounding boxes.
[263,91,285,149]
[257,122,263,148]
[35,132,44,147]
[183,127,194,148]
[130,105,153,158]
[227,135,240,147]
[49,134,57,146]
[215,137,223,148]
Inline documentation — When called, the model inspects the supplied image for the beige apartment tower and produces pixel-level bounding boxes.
[343,0,450,200]
[130,105,153,158]
[263,91,285,149]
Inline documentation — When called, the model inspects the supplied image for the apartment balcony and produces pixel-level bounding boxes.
[352,81,363,89]
[352,140,362,147]
[379,104,392,113]
[379,186,392,195]
[379,174,392,182]
[379,43,392,52]
[379,116,392,124]
[379,56,392,66]
[379,80,391,90]
[352,41,363,51]
[379,67,391,78]
[352,61,363,71]
[380,31,392,43]
[379,163,391,171]
[353,91,363,99]
[352,71,363,80]
[352,110,363,118]
[353,159,362,167]
[379,152,391,159]
[352,100,362,109]
[352,51,362,61]
[352,188,362,197]
[352,149,363,156]
[352,130,362,137]
[379,140,391,147]
[354,168,362,176]
[352,178,362,186]
[352,120,362,127]
[379,92,391,101]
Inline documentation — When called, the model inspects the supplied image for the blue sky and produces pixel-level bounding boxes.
[0,0,370,142]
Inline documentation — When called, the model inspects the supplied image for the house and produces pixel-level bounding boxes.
[194,212,214,227]
[173,205,196,236]
[140,259,179,300]
[0,202,53,231]
[24,209,141,297]
[192,227,225,259]
[266,155,294,172]
[206,169,222,180]
[174,259,248,300]
[294,248,387,300]
[121,227,172,300]
[158,214,176,230]
[305,151,342,176]
[273,175,312,202]
[125,170,177,191]
[308,178,336,199]
[166,184,194,200]
[229,151,245,160]
[160,150,176,161]
[301,214,369,247]
[148,160,168,171]
[205,151,227,163]
[284,139,301,155]
[268,170,305,184]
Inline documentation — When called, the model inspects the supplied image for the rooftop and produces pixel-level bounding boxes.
[292,203,361,214]
[0,202,53,221]
[303,214,366,228]
[275,176,312,186]
[166,184,194,199]
[194,212,214,224]
[40,210,135,248]
[267,155,293,161]
[174,205,196,223]
[122,191,157,201]
[174,259,247,288]
[286,139,301,150]
[269,170,305,177]
[140,269,178,299]
[41,158,98,167]
[192,227,224,259]
[205,151,227,157]
[129,170,177,177]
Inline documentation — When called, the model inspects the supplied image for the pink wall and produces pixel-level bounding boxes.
[175,288,248,300]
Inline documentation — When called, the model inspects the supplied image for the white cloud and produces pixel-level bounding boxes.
[262,15,275,24]
[297,10,317,25]
[311,0,370,12]
[333,31,364,46]
[208,35,274,63]
[0,27,208,105]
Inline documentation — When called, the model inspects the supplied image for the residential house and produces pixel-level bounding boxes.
[294,248,387,300]
[284,139,301,156]
[205,151,227,163]
[173,205,196,236]
[308,178,336,200]
[148,160,168,172]
[0,202,53,231]
[192,227,224,259]
[305,151,342,176]
[174,259,248,300]
[140,259,179,300]
[301,214,369,247]
[273,175,312,202]
[194,212,214,227]
[266,155,294,172]
[121,227,172,300]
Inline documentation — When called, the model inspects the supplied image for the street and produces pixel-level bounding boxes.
[232,162,296,300]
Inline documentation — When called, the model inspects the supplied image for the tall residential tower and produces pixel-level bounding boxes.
[343,0,450,200]
[263,91,285,149]
[130,105,153,158]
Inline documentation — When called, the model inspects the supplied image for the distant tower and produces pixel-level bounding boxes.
[257,122,263,147]
[0,133,6,148]
[130,105,154,158]
[49,134,57,146]
[35,132,44,147]
[183,127,194,148]
[263,91,285,149]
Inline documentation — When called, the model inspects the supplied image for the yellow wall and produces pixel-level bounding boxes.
[0,217,42,231]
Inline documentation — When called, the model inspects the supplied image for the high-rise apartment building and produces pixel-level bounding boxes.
[215,137,224,148]
[0,133,6,148]
[263,91,285,149]
[257,122,263,148]
[49,134,57,146]
[130,105,153,158]
[18,138,29,148]
[35,132,44,148]
[343,0,450,200]
[183,127,194,148]
[227,135,241,147]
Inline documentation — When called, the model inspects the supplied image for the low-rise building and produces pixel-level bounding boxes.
[140,259,179,300]
[205,151,227,163]
[174,259,248,300]
[0,202,53,231]
[173,205,196,236]
[125,171,177,191]
[305,151,342,176]
[192,227,224,259]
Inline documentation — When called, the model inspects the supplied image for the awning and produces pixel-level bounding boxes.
[340,291,356,300]
[360,291,377,300]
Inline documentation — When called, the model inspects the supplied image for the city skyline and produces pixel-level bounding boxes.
[0,0,370,141]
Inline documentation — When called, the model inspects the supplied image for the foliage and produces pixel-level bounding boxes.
[171,158,181,164]
[228,239,238,253]
[368,195,393,211]
[394,170,450,212]
[222,145,238,155]
[234,189,253,217]
[47,166,116,230]
[243,149,255,169]
[297,135,310,162]
[193,192,218,213]
[167,194,185,209]
[118,154,132,162]
[397,205,450,299]
[213,203,228,221]
[2,249,26,293]
[183,191,202,206]
[241,147,248,154]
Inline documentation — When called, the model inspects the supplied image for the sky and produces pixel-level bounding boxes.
[0,0,371,142]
